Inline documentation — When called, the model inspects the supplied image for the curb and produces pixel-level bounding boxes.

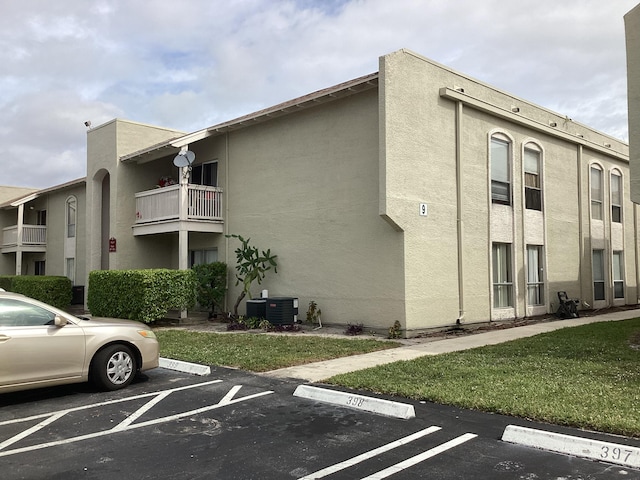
[502,425,640,469]
[159,357,211,376]
[293,385,415,419]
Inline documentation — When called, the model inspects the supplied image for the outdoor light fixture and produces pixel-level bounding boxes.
[454,86,465,93]
[84,121,91,127]
[549,121,557,127]
[576,133,584,138]
[604,143,612,148]
[511,106,520,113]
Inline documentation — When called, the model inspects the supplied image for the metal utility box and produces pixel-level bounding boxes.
[246,299,267,319]
[265,297,298,325]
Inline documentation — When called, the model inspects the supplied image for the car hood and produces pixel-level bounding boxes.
[72,316,151,329]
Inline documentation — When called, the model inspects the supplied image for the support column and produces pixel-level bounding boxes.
[15,204,24,275]
[178,170,189,319]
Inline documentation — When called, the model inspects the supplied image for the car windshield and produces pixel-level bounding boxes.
[0,298,57,327]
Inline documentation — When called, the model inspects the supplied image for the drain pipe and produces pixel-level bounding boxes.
[455,100,465,324]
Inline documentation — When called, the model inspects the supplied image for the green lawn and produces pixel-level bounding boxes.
[327,319,640,437]
[156,319,640,437]
[155,329,399,372]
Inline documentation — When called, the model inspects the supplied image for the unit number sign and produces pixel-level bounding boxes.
[419,203,428,216]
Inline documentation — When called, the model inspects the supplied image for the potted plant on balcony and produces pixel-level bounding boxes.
[157,176,177,188]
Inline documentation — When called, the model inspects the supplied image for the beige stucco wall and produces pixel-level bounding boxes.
[217,88,405,328]
[85,119,185,284]
[626,4,640,203]
[380,49,633,333]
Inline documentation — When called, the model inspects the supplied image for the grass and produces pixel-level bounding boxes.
[326,318,640,437]
[155,329,399,372]
[155,319,640,437]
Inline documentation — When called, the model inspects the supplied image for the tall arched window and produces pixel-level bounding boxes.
[611,170,622,223]
[524,143,542,211]
[590,165,603,221]
[491,134,512,205]
[66,196,77,238]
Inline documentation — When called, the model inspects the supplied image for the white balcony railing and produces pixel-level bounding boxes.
[2,225,47,247]
[135,184,223,224]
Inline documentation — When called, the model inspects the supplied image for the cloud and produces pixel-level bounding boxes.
[0,0,636,187]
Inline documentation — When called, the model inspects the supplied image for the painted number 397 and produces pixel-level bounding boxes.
[601,445,634,462]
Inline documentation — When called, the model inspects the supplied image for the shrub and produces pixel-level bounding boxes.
[10,276,72,310]
[87,269,196,323]
[192,262,227,315]
[0,276,14,292]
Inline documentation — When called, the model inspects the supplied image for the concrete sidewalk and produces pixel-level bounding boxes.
[262,309,640,383]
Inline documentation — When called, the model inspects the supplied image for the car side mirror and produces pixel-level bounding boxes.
[54,315,68,327]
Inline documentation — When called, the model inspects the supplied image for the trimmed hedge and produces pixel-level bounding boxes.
[5,276,72,309]
[87,269,197,323]
[0,276,13,292]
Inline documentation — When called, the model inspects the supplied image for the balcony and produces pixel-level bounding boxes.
[133,184,224,236]
[1,225,47,253]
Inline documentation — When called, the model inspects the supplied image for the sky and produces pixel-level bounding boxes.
[1,0,638,188]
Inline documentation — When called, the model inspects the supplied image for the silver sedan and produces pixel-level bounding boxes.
[0,291,159,393]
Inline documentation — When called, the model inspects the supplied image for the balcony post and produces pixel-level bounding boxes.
[15,204,24,275]
[178,168,189,319]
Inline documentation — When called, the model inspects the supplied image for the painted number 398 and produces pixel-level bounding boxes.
[601,445,633,462]
[346,396,365,408]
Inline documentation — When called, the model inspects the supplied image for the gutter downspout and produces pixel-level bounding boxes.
[224,132,230,314]
[577,145,585,306]
[635,204,640,304]
[456,100,465,323]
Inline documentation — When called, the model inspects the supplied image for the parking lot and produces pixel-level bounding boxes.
[1,367,638,479]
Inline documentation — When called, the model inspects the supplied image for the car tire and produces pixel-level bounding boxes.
[91,344,137,391]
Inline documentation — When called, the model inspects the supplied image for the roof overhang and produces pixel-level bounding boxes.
[119,72,379,164]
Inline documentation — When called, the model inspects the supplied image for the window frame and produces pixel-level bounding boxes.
[590,165,604,221]
[526,245,544,306]
[490,135,512,205]
[611,170,622,223]
[66,196,77,238]
[492,242,513,308]
[592,249,605,301]
[612,250,624,299]
[189,160,218,187]
[523,144,542,211]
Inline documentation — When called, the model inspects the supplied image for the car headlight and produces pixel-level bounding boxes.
[137,330,157,339]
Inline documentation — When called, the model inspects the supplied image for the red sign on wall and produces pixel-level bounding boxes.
[109,237,116,253]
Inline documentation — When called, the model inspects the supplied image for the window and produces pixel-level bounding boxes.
[66,196,77,238]
[611,171,622,223]
[526,245,544,305]
[590,166,603,220]
[613,251,624,299]
[592,250,605,301]
[524,147,542,211]
[189,249,218,267]
[190,161,218,187]
[491,137,511,205]
[36,210,47,226]
[0,298,55,327]
[66,258,75,284]
[492,243,513,307]
[34,261,45,276]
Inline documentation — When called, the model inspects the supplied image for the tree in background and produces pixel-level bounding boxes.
[226,234,278,316]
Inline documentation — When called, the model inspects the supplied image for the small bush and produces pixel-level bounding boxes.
[11,276,72,309]
[345,323,364,336]
[388,320,402,339]
[192,262,227,315]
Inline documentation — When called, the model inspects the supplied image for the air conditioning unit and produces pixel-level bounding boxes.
[246,299,267,319]
[265,297,298,325]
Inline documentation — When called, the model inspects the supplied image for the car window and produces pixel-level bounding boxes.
[0,298,56,327]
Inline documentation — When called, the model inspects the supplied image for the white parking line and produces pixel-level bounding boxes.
[299,426,442,479]
[360,433,478,479]
[0,379,224,427]
[0,381,273,458]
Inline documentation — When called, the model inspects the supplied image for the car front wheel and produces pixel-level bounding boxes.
[92,344,137,391]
